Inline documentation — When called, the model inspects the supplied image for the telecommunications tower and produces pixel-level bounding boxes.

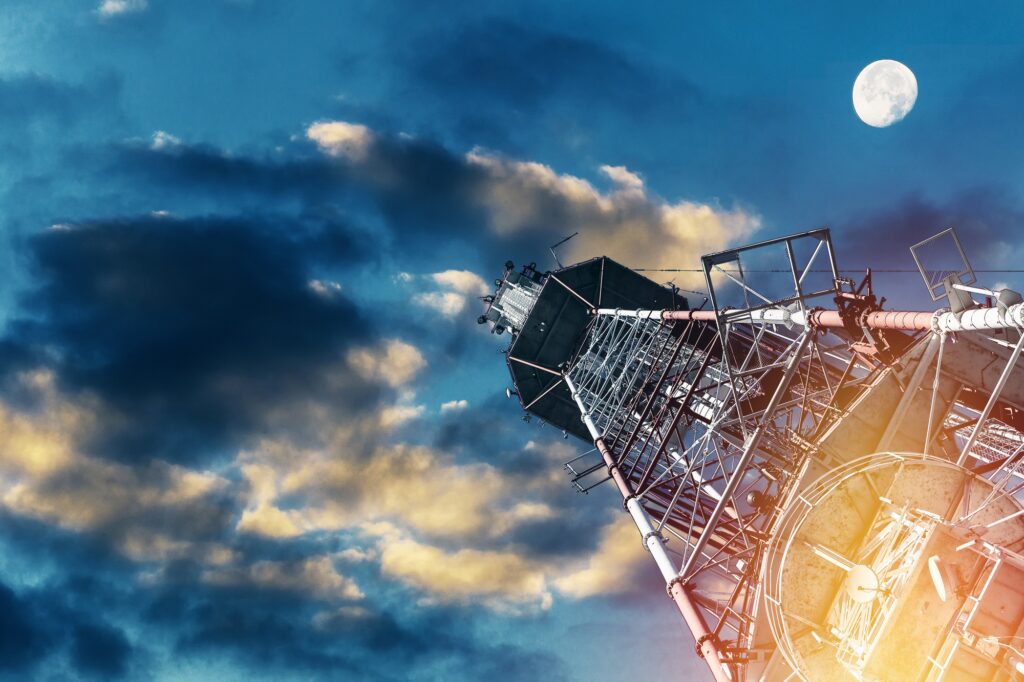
[480,228,1024,681]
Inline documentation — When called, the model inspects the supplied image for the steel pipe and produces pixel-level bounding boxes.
[596,300,1024,334]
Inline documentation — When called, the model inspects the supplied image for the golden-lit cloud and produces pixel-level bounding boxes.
[378,403,426,429]
[412,291,468,317]
[0,371,83,476]
[0,369,653,614]
[237,440,542,541]
[466,151,761,281]
[234,431,649,612]
[412,269,490,318]
[306,121,374,160]
[369,523,552,613]
[347,338,426,388]
[0,370,229,565]
[3,449,226,534]
[118,530,237,566]
[430,270,489,295]
[303,120,758,287]
[599,164,644,190]
[553,515,648,598]
[362,513,648,612]
[236,503,304,539]
[304,120,758,283]
[202,556,364,601]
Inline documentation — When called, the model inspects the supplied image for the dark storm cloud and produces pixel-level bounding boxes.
[70,621,132,678]
[0,515,567,682]
[160,581,568,682]
[0,72,121,128]
[389,19,705,152]
[176,603,368,677]
[3,212,379,462]
[0,572,136,680]
[408,20,702,115]
[0,513,561,682]
[114,142,351,202]
[838,187,1024,270]
[113,135,492,253]
[0,582,54,674]
[111,128,661,277]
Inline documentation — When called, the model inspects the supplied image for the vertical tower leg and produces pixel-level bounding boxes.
[565,374,733,682]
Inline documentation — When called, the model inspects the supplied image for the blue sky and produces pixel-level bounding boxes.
[0,2,1023,680]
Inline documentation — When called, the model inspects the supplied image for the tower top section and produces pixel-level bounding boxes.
[482,256,686,439]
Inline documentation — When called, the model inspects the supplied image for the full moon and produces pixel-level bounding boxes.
[852,59,918,127]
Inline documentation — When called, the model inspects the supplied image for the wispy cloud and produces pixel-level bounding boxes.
[306,120,374,160]
[440,399,468,412]
[410,270,490,318]
[97,0,148,18]
[347,339,426,389]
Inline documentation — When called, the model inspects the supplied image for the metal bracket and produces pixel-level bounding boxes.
[910,228,977,303]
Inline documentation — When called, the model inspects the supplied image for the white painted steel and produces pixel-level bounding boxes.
[596,300,1024,333]
[563,373,680,581]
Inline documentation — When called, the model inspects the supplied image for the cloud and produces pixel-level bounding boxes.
[237,440,528,540]
[150,130,181,150]
[122,122,758,283]
[430,270,489,295]
[379,402,426,429]
[0,33,762,680]
[70,621,132,678]
[0,582,54,674]
[0,73,121,131]
[841,188,1024,273]
[370,523,552,614]
[0,575,138,679]
[336,547,376,563]
[230,428,651,613]
[347,339,426,389]
[3,213,377,462]
[440,399,468,412]
[411,269,490,318]
[365,510,648,613]
[0,372,234,567]
[400,19,703,138]
[0,329,606,670]
[465,150,761,281]
[236,503,303,540]
[0,109,758,674]
[2,453,222,533]
[553,516,648,598]
[202,557,364,602]
[600,164,644,191]
[411,291,466,317]
[308,279,344,298]
[306,121,374,160]
[97,0,148,17]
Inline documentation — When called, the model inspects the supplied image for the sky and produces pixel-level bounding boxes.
[0,2,1023,680]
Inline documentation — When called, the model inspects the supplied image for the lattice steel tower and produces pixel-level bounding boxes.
[481,229,1024,681]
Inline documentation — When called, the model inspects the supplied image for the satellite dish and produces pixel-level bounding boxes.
[845,565,880,604]
[505,387,518,399]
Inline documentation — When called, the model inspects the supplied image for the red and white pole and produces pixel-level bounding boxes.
[596,302,1024,334]
[564,374,734,682]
